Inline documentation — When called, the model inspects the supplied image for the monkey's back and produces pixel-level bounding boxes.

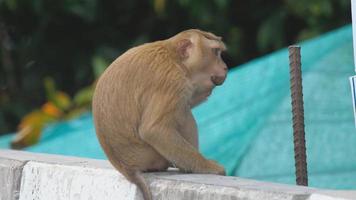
[92,42,176,169]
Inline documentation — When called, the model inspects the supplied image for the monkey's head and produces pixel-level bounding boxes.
[170,29,228,105]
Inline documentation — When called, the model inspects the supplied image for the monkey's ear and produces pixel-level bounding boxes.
[177,39,192,59]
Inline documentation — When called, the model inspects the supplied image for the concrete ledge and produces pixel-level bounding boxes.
[0,150,355,200]
[0,157,24,199]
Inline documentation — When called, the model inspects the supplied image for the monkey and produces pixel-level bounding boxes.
[92,29,228,200]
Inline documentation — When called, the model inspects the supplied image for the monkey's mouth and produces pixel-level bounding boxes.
[211,75,226,86]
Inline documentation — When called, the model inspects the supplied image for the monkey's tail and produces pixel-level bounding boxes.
[130,171,152,200]
[107,156,152,200]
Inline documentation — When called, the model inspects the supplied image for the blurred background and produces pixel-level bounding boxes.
[1,0,356,190]
[0,0,351,135]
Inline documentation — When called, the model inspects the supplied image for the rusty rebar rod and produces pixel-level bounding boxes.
[288,45,308,186]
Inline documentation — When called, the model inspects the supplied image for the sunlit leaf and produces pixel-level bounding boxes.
[53,91,71,111]
[73,85,94,107]
[154,0,166,15]
[11,110,56,149]
[44,77,72,110]
[11,126,36,149]
[41,102,62,118]
[44,77,56,101]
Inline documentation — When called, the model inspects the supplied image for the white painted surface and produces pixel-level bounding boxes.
[349,76,356,127]
[308,194,349,200]
[0,159,24,200]
[1,150,356,200]
[352,0,356,71]
[351,0,356,126]
[19,161,305,200]
[19,162,137,200]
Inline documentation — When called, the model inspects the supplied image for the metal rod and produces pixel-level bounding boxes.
[288,45,308,186]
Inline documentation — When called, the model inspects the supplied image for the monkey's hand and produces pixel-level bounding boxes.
[198,159,226,176]
[177,160,225,175]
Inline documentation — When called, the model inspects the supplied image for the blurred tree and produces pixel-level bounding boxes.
[0,0,351,135]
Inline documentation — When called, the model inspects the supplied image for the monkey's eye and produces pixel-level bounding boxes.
[213,48,221,57]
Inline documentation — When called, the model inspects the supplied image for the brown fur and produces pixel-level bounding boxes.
[92,29,227,200]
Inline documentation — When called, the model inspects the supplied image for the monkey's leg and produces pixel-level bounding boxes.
[179,111,199,148]
[139,125,224,175]
[140,93,225,175]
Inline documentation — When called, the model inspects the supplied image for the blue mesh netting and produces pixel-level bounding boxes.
[1,25,355,189]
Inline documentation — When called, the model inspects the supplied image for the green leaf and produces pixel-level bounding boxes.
[4,0,17,11]
[154,0,166,15]
[64,0,97,22]
[73,85,93,107]
[92,56,108,79]
[43,77,56,102]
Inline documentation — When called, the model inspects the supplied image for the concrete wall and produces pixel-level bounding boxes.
[0,150,355,200]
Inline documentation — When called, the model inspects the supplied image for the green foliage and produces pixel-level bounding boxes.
[73,85,93,108]
[92,56,108,79]
[10,78,93,148]
[0,0,351,134]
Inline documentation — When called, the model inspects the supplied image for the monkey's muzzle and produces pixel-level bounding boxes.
[211,75,226,86]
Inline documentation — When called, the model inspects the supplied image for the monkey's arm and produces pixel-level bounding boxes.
[139,95,225,175]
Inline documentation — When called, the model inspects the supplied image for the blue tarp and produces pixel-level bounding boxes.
[1,25,356,189]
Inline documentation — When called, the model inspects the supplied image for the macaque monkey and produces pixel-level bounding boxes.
[92,29,228,200]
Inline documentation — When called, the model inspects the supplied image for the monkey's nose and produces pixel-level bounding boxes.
[211,75,226,86]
